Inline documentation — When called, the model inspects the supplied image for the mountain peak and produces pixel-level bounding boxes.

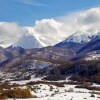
[14,33,42,49]
[63,29,100,44]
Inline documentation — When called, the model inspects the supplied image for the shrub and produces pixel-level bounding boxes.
[0,88,34,99]
[75,85,100,91]
[90,94,95,97]
[50,85,54,91]
[68,88,74,92]
[0,82,11,89]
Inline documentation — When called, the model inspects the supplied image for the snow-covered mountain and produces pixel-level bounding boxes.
[13,28,100,49]
[13,27,42,49]
[14,33,42,49]
[0,23,100,50]
[63,29,100,44]
[0,28,99,82]
[0,26,45,49]
[55,29,100,52]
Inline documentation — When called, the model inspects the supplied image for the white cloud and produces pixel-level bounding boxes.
[76,7,100,29]
[0,7,100,48]
[61,7,100,35]
[33,19,68,46]
[0,22,23,47]
[77,8,100,24]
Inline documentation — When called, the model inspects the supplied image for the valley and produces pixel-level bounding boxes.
[0,27,100,100]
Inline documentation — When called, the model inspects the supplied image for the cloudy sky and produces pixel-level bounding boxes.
[0,0,100,47]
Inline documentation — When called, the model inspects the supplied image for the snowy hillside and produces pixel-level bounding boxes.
[85,52,100,61]
[63,29,100,43]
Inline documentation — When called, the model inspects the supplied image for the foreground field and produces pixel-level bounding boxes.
[0,80,100,100]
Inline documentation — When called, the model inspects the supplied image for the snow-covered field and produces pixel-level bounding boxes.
[8,80,100,100]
